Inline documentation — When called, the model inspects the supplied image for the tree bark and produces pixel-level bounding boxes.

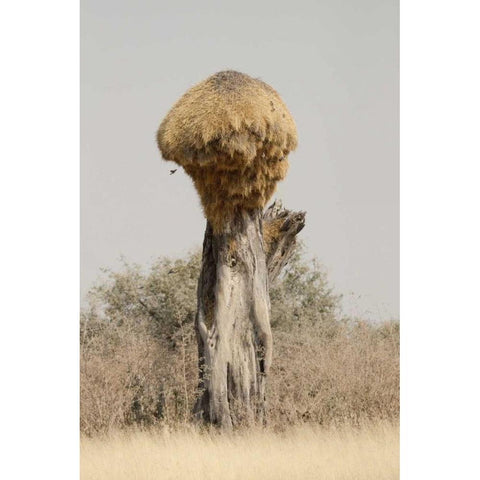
[193,201,305,428]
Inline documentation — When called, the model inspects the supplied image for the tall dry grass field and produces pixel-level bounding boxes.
[81,422,398,480]
[80,250,399,479]
[80,250,399,434]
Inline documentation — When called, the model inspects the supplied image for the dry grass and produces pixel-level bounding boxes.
[156,71,297,231]
[157,71,297,166]
[80,253,399,478]
[269,321,400,427]
[80,250,399,435]
[81,318,399,434]
[81,421,398,480]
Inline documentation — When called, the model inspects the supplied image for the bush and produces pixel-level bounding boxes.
[269,320,399,427]
[80,248,399,434]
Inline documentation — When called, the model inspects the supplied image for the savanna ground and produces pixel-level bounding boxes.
[81,422,398,480]
[80,246,399,479]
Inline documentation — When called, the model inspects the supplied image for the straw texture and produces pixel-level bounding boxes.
[157,71,297,231]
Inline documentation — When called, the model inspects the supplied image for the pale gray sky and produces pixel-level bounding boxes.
[81,0,399,320]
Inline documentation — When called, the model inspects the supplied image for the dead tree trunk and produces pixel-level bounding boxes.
[193,201,305,428]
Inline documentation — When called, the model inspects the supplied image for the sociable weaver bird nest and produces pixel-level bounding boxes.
[157,71,298,232]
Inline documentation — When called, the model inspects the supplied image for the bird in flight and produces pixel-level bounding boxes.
[170,169,177,175]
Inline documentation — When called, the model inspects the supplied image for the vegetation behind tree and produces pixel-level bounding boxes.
[80,245,399,435]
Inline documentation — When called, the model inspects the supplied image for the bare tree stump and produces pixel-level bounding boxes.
[193,201,305,428]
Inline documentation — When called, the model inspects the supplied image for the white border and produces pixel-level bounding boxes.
[1,1,79,478]
[401,1,480,478]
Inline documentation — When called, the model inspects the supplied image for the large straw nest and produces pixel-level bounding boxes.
[157,71,297,232]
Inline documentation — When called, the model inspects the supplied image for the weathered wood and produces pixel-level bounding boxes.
[193,202,305,428]
[263,200,306,285]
